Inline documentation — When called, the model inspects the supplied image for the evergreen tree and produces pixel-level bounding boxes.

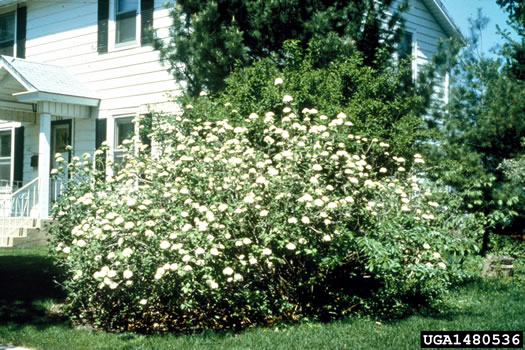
[428,11,525,254]
[156,0,408,96]
[496,0,524,80]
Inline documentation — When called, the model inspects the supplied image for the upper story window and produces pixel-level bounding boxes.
[98,0,154,53]
[116,0,138,45]
[0,7,26,58]
[0,11,15,56]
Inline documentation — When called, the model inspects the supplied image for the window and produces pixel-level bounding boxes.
[0,11,15,56]
[0,130,12,188]
[98,0,154,53]
[114,117,135,166]
[116,0,138,44]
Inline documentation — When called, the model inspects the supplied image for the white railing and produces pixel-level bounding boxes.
[11,177,39,217]
[0,177,39,244]
[51,177,67,203]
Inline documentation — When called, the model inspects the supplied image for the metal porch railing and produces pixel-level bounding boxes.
[0,178,39,242]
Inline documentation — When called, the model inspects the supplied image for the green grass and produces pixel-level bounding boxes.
[0,248,523,350]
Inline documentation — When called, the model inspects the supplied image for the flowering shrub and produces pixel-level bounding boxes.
[50,83,476,332]
[180,41,427,162]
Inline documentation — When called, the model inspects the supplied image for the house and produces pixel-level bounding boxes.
[400,0,464,104]
[0,0,462,246]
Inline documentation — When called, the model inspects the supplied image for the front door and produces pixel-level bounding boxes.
[50,120,71,201]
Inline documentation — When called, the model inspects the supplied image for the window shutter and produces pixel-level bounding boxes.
[13,127,24,186]
[95,118,107,170]
[16,6,27,58]
[95,118,107,149]
[141,0,154,45]
[97,0,109,53]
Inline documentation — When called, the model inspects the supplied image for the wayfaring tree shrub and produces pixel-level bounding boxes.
[50,77,477,332]
[181,42,428,163]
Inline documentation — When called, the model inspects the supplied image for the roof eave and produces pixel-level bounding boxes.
[13,91,100,107]
[0,56,36,92]
[421,0,466,45]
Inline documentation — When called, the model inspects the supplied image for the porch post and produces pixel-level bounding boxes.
[39,113,51,219]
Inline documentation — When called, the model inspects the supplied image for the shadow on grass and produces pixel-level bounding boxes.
[0,252,68,329]
[383,277,525,328]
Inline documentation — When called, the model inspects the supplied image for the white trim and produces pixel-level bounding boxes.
[104,113,138,177]
[101,107,139,118]
[421,0,464,43]
[113,114,136,146]
[412,30,418,81]
[110,113,137,165]
[106,114,115,176]
[9,125,14,189]
[38,113,51,219]
[444,71,449,105]
[13,91,100,107]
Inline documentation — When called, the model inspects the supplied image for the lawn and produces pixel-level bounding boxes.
[0,248,523,350]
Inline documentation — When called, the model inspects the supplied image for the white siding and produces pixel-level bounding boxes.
[73,117,96,159]
[402,0,449,60]
[395,0,450,104]
[24,0,180,115]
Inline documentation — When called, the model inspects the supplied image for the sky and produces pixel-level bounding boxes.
[439,0,520,57]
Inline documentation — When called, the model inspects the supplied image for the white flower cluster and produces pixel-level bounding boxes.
[54,77,447,301]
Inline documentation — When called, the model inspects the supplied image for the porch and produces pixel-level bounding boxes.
[0,55,100,246]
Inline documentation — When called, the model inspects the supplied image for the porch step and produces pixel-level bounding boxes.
[0,218,55,248]
[0,217,39,228]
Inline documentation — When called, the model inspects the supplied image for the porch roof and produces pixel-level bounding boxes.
[0,55,100,108]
